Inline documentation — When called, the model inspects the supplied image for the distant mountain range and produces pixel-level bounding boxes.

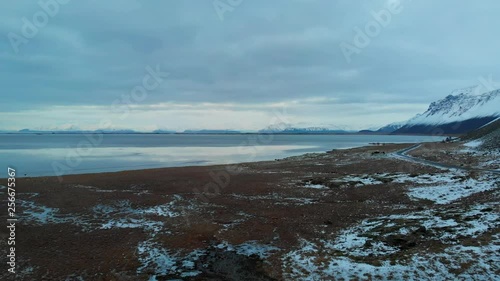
[5,128,356,135]
[6,129,236,134]
[376,86,500,135]
[5,86,498,136]
[259,126,353,134]
[13,129,143,134]
[182,130,241,134]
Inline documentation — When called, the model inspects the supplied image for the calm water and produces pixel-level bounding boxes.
[0,134,442,177]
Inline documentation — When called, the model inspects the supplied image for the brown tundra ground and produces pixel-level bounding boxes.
[0,142,498,280]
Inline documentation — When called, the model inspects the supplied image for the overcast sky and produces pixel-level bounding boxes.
[1,0,500,131]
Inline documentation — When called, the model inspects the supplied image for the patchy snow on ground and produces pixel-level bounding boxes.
[464,140,484,148]
[389,172,458,185]
[93,196,186,218]
[332,171,498,204]
[282,202,500,280]
[479,157,500,170]
[216,241,279,259]
[282,239,323,281]
[319,240,500,281]
[92,196,194,234]
[348,171,467,186]
[137,240,278,279]
[407,173,498,204]
[92,200,136,215]
[330,172,464,188]
[143,200,180,218]
[333,175,384,187]
[304,183,329,189]
[137,241,182,278]
[18,195,194,236]
[474,151,499,170]
[324,220,399,257]
[137,241,206,279]
[231,193,281,201]
[18,200,72,225]
[457,140,500,170]
[100,218,163,232]
[386,203,499,242]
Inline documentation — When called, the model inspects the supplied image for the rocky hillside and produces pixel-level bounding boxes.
[462,118,500,150]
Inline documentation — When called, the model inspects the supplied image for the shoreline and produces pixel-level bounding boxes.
[5,141,429,180]
[0,132,448,136]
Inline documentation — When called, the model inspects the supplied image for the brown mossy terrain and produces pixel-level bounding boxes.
[0,143,498,280]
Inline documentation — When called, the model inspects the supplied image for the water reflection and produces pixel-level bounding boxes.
[0,145,319,177]
[0,134,443,177]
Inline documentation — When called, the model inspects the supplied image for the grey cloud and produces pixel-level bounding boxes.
[1,0,500,129]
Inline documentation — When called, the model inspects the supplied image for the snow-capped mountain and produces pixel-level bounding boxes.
[406,87,499,125]
[259,122,353,134]
[391,86,500,135]
[259,126,351,134]
[376,122,405,133]
[281,127,351,134]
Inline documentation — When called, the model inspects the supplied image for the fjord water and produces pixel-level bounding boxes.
[0,134,442,177]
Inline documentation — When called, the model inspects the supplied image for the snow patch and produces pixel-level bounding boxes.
[282,203,500,280]
[334,175,383,187]
[136,241,203,279]
[325,220,399,257]
[142,200,180,217]
[340,171,499,204]
[18,200,71,224]
[100,218,163,232]
[304,183,328,189]
[216,241,279,259]
[465,140,483,148]
[408,173,498,204]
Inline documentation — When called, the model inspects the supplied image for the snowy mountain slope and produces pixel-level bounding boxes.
[406,88,499,125]
[392,86,500,135]
[376,122,405,133]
